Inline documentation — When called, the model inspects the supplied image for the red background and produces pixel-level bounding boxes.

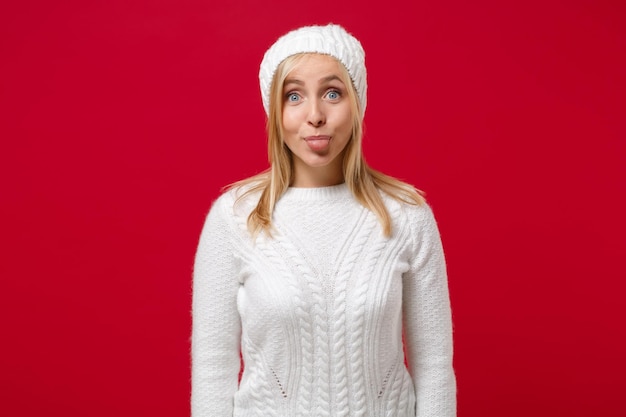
[1,0,625,416]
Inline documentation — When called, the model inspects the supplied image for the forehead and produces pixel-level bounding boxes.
[285,53,345,81]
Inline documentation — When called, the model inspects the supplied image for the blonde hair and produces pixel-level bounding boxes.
[230,53,425,238]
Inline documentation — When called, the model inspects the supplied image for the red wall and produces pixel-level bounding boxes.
[1,1,625,416]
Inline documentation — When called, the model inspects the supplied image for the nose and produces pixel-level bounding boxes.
[307,100,326,127]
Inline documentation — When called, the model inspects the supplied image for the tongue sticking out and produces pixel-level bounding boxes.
[305,136,331,151]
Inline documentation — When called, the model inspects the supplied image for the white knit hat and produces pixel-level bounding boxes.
[259,24,367,117]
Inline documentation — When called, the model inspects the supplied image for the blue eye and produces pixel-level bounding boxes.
[287,93,300,102]
[326,90,340,100]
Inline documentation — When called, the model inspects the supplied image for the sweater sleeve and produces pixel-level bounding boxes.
[402,204,456,417]
[191,195,242,417]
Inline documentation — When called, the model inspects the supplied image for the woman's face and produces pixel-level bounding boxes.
[281,54,353,187]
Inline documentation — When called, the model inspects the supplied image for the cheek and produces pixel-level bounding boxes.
[335,107,353,133]
[282,108,302,132]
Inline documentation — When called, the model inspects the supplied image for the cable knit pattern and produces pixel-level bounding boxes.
[192,183,456,417]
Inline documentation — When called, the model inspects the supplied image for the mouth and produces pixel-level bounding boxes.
[304,135,331,151]
[304,135,331,142]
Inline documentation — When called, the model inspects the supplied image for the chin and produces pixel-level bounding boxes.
[303,158,335,168]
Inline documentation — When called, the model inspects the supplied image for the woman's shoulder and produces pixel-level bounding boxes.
[217,171,268,210]
[209,184,262,220]
[199,186,260,245]
[379,189,439,232]
[378,183,430,213]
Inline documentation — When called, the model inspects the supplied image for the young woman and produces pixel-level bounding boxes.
[192,24,456,417]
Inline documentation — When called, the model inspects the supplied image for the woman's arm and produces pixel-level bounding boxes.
[403,204,456,417]
[192,195,241,417]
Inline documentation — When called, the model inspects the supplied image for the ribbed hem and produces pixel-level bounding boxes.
[281,182,351,201]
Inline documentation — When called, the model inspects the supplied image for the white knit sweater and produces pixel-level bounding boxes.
[192,183,456,417]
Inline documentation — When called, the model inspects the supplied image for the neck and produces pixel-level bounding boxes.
[291,158,344,188]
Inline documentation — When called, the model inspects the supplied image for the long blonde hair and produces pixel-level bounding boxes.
[230,53,425,238]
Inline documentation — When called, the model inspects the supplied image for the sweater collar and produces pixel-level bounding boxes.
[281,182,351,201]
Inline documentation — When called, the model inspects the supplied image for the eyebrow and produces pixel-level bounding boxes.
[283,78,304,86]
[320,74,343,84]
[284,74,345,87]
